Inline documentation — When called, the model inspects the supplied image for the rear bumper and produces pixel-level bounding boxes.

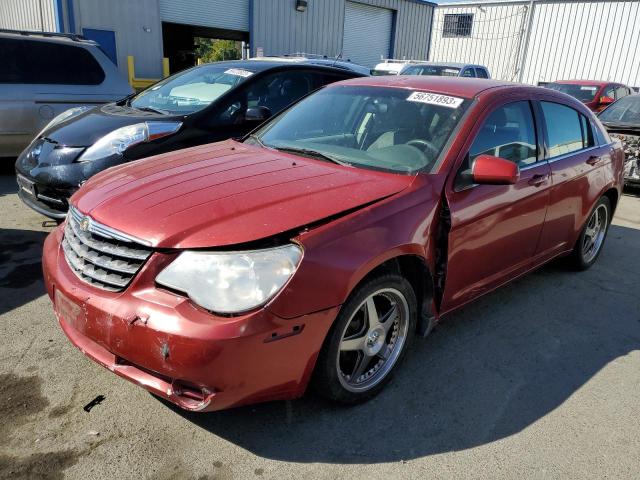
[43,227,339,412]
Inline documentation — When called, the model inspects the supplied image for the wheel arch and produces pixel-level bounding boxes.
[345,251,436,337]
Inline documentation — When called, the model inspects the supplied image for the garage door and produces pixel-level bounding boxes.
[158,0,248,31]
[343,2,393,68]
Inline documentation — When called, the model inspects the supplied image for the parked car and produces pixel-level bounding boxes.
[251,54,371,76]
[43,76,623,412]
[400,62,490,79]
[0,29,133,158]
[546,80,633,112]
[371,59,416,76]
[16,60,362,219]
[598,94,640,187]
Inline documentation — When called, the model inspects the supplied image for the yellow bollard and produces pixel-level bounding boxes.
[162,57,170,78]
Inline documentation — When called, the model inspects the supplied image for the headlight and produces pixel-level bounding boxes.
[40,106,91,135]
[156,244,303,314]
[78,121,181,162]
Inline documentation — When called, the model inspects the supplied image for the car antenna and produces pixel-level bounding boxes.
[331,51,343,67]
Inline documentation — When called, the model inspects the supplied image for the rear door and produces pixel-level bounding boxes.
[441,98,551,312]
[534,100,611,260]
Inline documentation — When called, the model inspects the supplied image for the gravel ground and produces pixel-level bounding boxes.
[1,172,639,480]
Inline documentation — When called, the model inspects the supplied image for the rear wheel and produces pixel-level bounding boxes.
[571,196,611,270]
[313,274,417,404]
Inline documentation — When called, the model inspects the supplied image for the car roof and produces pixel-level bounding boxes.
[333,75,518,99]
[199,59,360,74]
[0,29,98,47]
[406,61,486,69]
[551,80,613,87]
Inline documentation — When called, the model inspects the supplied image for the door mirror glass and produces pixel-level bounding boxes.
[472,154,519,185]
[245,106,272,122]
[599,96,614,105]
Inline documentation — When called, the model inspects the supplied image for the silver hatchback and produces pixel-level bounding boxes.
[0,30,133,157]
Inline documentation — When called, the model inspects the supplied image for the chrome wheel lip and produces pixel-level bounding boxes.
[336,288,410,393]
[582,204,608,264]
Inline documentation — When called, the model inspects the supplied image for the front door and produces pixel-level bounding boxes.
[441,100,551,313]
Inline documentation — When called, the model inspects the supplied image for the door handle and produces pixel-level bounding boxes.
[586,155,601,166]
[528,173,548,187]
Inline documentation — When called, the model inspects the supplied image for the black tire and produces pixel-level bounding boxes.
[570,196,611,270]
[313,273,417,404]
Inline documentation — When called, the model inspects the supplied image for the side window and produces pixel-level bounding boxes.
[461,68,475,78]
[255,71,313,113]
[603,86,616,99]
[615,86,629,100]
[0,38,22,83]
[540,102,587,157]
[475,68,489,79]
[7,38,105,85]
[468,101,537,167]
[218,71,314,124]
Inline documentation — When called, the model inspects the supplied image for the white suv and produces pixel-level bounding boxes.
[0,30,133,157]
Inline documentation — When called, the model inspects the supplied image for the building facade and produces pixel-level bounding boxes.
[430,0,640,87]
[1,0,436,78]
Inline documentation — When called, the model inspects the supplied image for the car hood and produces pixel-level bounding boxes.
[46,103,182,147]
[72,140,415,249]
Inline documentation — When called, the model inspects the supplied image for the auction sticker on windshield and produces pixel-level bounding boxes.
[224,68,254,78]
[407,91,464,109]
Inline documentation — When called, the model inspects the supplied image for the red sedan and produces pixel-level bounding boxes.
[547,80,633,112]
[43,76,624,411]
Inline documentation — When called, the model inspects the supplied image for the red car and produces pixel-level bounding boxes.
[547,80,633,112]
[43,76,624,412]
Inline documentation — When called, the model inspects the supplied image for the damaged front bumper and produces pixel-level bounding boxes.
[610,132,640,186]
[42,226,338,412]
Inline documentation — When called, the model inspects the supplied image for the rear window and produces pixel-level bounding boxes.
[541,102,593,157]
[0,38,105,85]
[547,83,599,102]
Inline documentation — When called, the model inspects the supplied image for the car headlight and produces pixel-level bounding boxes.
[156,244,303,314]
[77,121,182,162]
[39,106,91,136]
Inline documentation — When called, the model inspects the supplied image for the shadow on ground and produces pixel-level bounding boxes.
[0,228,48,315]
[168,224,640,463]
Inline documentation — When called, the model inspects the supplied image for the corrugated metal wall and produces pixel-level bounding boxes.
[71,0,164,78]
[521,0,640,86]
[252,0,434,65]
[343,2,394,66]
[429,1,529,81]
[158,0,249,31]
[0,0,57,32]
[430,0,640,87]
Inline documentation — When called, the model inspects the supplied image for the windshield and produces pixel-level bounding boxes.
[547,83,600,102]
[598,95,640,125]
[402,65,461,77]
[248,86,469,173]
[371,69,398,76]
[130,64,255,114]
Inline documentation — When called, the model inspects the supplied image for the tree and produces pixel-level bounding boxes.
[195,38,241,63]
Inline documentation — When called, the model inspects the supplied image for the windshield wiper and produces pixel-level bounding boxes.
[135,106,169,115]
[272,146,351,167]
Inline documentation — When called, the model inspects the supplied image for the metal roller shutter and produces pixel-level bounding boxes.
[158,0,249,31]
[342,2,394,68]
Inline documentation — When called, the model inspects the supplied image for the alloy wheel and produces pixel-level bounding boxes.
[336,288,410,393]
[582,203,608,264]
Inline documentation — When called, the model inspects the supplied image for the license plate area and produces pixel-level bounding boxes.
[54,288,85,330]
[16,174,36,197]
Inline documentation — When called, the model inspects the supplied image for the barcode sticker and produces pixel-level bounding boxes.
[224,68,254,78]
[407,91,464,108]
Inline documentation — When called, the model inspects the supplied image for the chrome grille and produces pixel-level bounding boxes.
[62,206,152,291]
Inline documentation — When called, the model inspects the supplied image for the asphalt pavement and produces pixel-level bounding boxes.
[1,172,639,480]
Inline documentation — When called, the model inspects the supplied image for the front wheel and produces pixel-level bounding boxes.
[313,274,417,404]
[571,196,611,270]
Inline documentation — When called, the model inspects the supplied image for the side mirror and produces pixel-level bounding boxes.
[599,96,614,105]
[245,106,272,122]
[472,154,519,185]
